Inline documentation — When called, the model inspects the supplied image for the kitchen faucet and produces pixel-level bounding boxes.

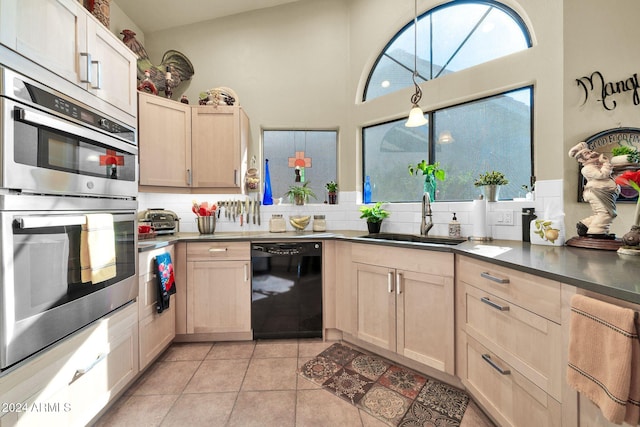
[421,192,433,236]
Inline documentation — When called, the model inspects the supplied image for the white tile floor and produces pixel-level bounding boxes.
[93,340,495,427]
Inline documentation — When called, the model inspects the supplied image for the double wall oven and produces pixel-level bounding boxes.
[0,64,138,372]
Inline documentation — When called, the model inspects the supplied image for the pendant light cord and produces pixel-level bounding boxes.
[410,0,422,106]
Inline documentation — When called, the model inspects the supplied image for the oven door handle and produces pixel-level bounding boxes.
[16,215,88,229]
[13,107,137,155]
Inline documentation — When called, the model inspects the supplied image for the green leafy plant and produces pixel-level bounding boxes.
[474,171,509,187]
[325,181,338,192]
[407,161,446,182]
[612,146,640,163]
[284,181,317,205]
[612,146,636,156]
[359,201,390,223]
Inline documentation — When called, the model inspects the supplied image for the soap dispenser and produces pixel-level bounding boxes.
[448,213,461,238]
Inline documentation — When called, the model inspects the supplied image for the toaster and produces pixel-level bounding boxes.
[138,208,180,234]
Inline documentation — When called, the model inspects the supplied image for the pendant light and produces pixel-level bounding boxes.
[405,0,428,127]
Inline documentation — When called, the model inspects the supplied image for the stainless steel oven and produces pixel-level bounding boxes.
[0,65,137,198]
[0,63,139,372]
[0,195,138,371]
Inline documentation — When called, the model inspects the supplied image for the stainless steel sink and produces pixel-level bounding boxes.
[362,233,466,246]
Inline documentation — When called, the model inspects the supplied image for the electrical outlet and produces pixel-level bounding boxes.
[494,210,514,226]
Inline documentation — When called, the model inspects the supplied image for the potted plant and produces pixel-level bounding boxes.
[474,171,509,202]
[325,181,338,204]
[611,146,640,166]
[284,181,317,205]
[359,201,390,233]
[408,160,446,201]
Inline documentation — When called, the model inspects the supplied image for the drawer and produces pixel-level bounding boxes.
[462,283,562,401]
[352,243,453,276]
[0,303,138,426]
[461,334,562,427]
[456,256,561,323]
[186,241,250,261]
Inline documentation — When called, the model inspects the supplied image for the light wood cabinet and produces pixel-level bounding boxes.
[138,92,192,188]
[138,97,249,193]
[0,0,137,117]
[191,105,248,189]
[0,302,138,427]
[183,242,252,340]
[333,241,354,335]
[456,255,563,427]
[138,246,176,370]
[351,243,455,375]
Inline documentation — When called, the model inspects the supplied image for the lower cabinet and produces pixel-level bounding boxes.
[456,255,563,427]
[183,241,252,340]
[138,246,176,370]
[351,243,455,375]
[0,302,138,427]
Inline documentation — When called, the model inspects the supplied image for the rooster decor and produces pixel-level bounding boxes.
[121,29,195,94]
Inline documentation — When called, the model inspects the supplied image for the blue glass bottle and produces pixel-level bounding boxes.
[364,176,372,203]
[263,159,273,205]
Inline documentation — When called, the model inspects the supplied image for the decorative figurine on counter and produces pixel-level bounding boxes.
[567,142,622,249]
[180,95,189,104]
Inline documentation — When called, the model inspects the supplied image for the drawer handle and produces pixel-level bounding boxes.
[481,297,509,311]
[396,273,402,295]
[480,271,510,284]
[482,354,511,375]
[73,353,107,381]
[209,248,228,253]
[388,271,394,293]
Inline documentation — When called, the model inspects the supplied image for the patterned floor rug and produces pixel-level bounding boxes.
[298,342,469,426]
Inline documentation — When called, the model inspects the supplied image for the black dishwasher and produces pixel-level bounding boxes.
[251,242,322,339]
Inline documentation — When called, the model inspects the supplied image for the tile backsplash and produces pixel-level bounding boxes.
[139,179,564,241]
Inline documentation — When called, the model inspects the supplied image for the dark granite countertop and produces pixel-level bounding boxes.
[138,231,640,305]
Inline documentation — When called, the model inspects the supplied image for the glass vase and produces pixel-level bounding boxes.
[423,173,436,201]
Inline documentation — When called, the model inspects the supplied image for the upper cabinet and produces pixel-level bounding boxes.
[138,92,192,188]
[138,93,249,193]
[191,105,248,189]
[0,0,137,117]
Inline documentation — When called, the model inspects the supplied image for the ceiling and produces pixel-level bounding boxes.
[115,0,302,33]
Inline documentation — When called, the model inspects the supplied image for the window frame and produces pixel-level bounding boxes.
[262,129,339,204]
[362,85,534,203]
[362,0,533,103]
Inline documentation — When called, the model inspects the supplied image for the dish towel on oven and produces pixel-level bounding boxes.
[567,294,640,425]
[154,252,176,313]
[80,214,116,284]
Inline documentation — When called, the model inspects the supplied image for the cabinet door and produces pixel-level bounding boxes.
[0,0,87,87]
[87,20,137,116]
[353,262,396,351]
[138,93,192,187]
[397,270,454,374]
[191,106,247,188]
[186,260,251,334]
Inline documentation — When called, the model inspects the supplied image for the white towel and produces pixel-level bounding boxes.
[80,214,116,284]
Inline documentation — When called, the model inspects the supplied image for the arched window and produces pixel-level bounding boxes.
[363,1,531,101]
